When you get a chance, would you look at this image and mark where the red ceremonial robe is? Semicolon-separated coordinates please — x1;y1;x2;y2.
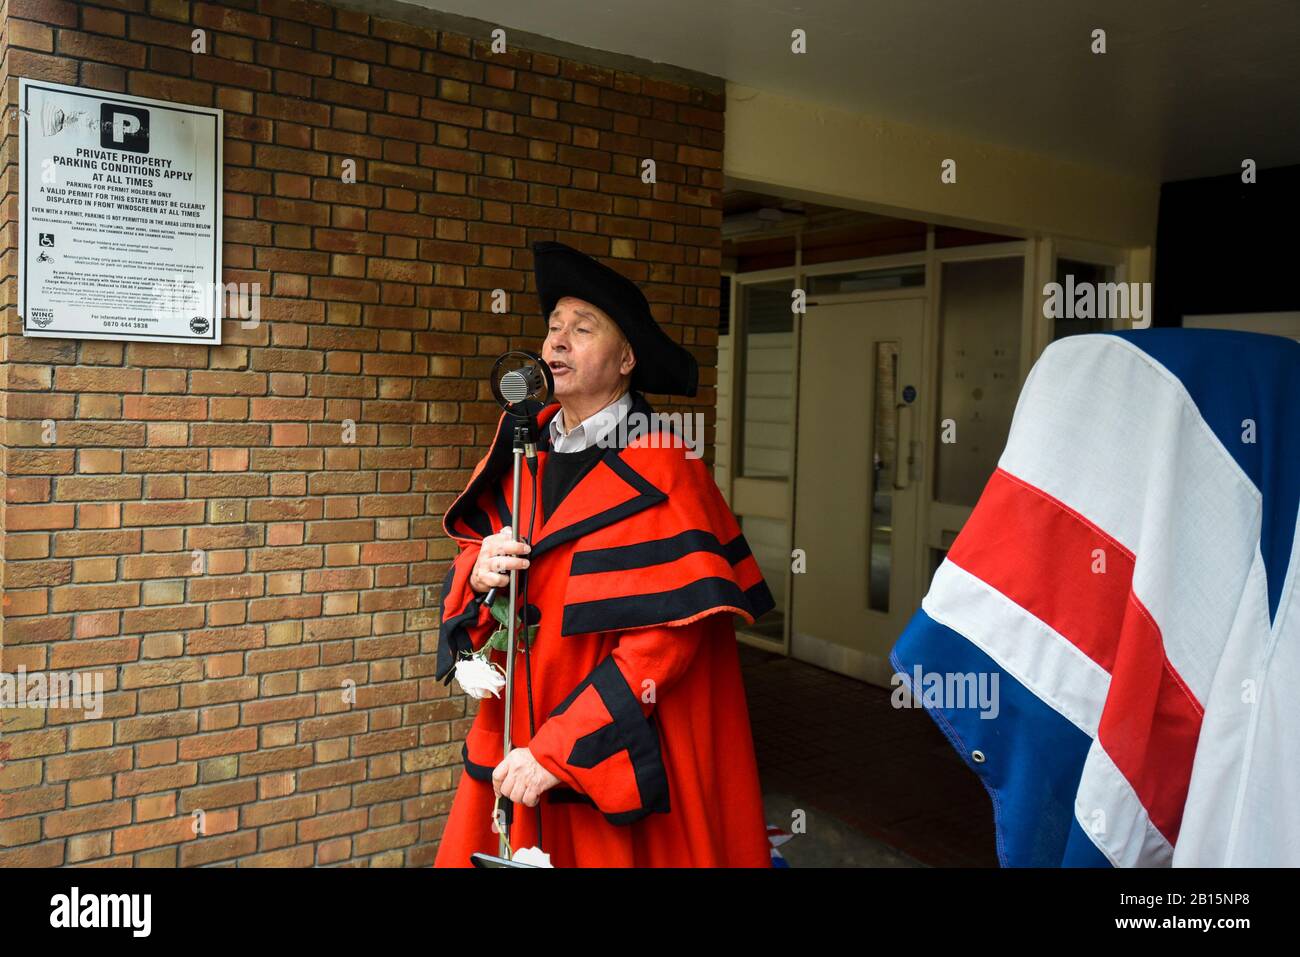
432;394;775;867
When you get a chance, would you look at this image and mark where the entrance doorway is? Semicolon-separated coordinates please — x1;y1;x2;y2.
791;297;925;687
718;188;1144;864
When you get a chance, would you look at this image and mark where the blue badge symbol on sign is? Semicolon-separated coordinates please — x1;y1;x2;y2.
902;385;917;404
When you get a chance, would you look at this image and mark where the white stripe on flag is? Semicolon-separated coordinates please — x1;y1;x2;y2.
1075;737;1175;867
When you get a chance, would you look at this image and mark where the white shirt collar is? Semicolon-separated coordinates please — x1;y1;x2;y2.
549;392;633;453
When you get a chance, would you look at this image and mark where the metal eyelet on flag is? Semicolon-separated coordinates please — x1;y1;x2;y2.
971;750;986;764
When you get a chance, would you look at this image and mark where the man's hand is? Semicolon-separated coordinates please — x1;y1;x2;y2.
470;525;531;594
493;747;562;808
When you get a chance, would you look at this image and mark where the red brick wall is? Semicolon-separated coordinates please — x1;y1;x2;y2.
0;0;724;866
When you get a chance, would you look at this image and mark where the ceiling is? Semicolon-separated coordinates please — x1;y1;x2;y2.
391;0;1300;182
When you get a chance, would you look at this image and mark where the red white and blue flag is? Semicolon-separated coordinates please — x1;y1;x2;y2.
892;329;1300;866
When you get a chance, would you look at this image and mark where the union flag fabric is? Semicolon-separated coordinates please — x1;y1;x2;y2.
892;329;1300;866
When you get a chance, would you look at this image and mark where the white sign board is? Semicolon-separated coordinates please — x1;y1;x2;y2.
18;79;223;344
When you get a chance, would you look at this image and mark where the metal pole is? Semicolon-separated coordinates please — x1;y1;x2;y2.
499;440;524;858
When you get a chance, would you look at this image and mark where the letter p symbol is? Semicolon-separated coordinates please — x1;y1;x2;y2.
100;103;149;152
113;112;141;143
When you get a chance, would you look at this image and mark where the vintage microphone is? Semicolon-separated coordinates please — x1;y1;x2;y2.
475;351;553;866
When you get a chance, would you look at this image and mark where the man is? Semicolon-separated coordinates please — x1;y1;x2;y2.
432;240;775;867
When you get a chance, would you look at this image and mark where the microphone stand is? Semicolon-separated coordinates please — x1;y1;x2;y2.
495;415;537;860
477;350;552;866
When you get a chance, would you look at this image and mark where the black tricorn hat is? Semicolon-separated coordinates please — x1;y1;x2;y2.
531;240;699;397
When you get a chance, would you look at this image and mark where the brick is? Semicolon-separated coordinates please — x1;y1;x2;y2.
113;817;197;853
121;659;205;688
48;710;93;751
117;712;199;744
50;582;139;612
7;363;50;393
0;842;66;867
7;450;75;475
49;638;140;669
180;830;257;866
241;695;315;725
7;575;62;605
56;30;147;68
77;503;122;529
54;367;142;392
142;633;185;659
178;728;258;760
141;581;186;606
194;2;271;39
124;449;208;472
186;626;265;654
117;764;198;797
240;794;315;827
0;785;66;819
6;534;52;561
8;484;55;523
211;449;250;471
66;832;112;863
8;505;75;531
44;801;133;838
122;395;208;420
54;476;143;500
189;370;266;395
122;501;205;526
0;758;45;791
68;777;114;806
75;613;120;640
51;530;139;557
136;793;178;822
78;449;124;473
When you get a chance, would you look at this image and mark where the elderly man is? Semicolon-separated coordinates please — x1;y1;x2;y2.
432;240;775;867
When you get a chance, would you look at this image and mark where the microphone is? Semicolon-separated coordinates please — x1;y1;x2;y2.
499;365;545;405
489;351;555;417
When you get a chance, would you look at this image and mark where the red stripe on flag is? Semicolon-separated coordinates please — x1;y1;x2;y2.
947;468;1203;846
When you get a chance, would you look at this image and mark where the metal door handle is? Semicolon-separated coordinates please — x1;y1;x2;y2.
894;403;912;490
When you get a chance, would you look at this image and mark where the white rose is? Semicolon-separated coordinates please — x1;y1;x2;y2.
512;846;553;868
454;656;506;699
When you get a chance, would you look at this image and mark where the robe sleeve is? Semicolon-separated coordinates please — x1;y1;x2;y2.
527;619;706;825
434;539;499;684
